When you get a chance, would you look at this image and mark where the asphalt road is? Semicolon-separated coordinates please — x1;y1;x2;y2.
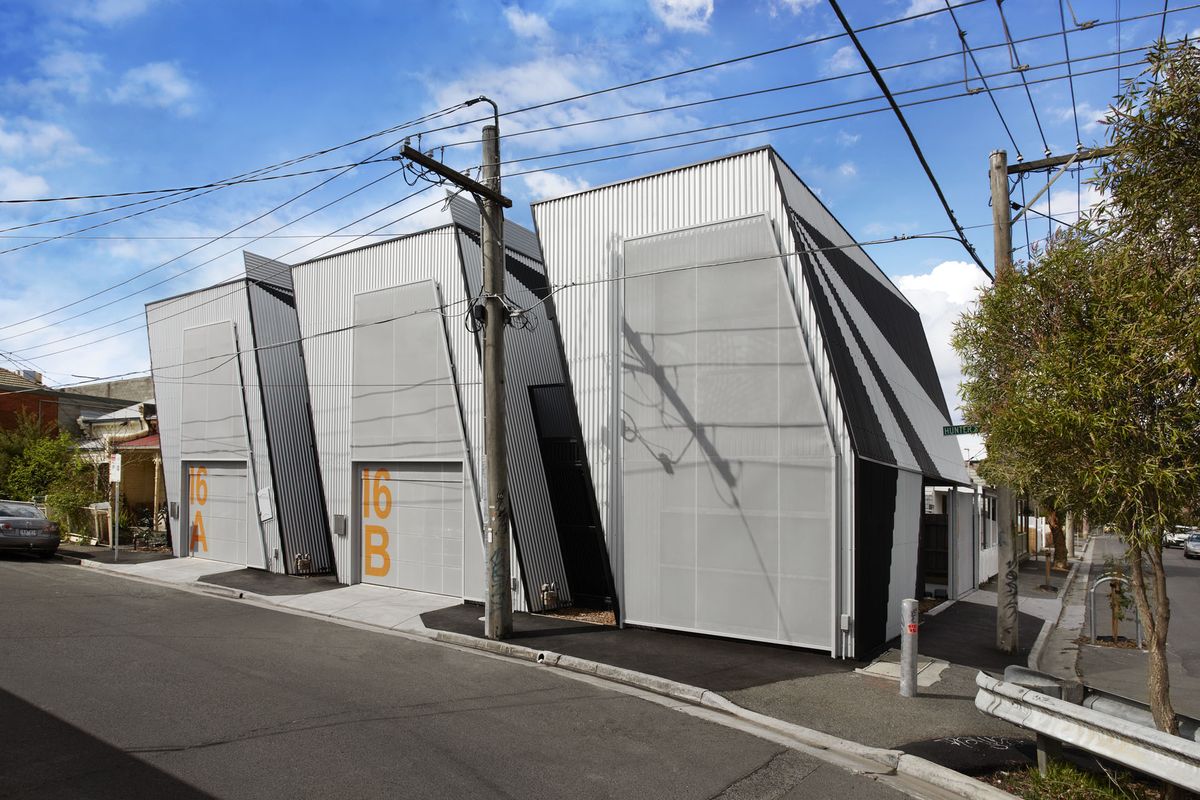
0;557;907;800
1079;534;1200;718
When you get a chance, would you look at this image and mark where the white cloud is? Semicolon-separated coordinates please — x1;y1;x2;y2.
0;167;50;200
522;170;590;201
901;0;943;19
893;260;989;419
769;0;819;15
1054;101;1108;135
649;0;713;33
0;116;91;162
10;48;105;99
837;161;857;178
109;62;197;115
836;130;860;147
504;6;552;40
824;45;858;75
67;0;157;25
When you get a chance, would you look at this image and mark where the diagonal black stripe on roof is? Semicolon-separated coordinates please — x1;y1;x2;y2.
790;220;895;466
792;215;950;419
814;257;938;477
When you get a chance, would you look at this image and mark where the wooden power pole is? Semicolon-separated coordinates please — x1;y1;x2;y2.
399;98;513;639
990;149;1020;655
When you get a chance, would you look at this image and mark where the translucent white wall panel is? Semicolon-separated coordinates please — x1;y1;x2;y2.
621;216;835;648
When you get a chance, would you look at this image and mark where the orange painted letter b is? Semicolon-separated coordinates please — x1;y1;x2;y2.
364;524;390;577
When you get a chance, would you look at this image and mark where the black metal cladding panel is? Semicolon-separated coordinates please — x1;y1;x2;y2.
247;279;334;574
244;250;294;292
457;227;584;610
854;458;898;658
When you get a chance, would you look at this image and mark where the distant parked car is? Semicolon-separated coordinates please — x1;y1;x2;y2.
0;500;59;557
1165;527;1194;548
1185;533;1200;560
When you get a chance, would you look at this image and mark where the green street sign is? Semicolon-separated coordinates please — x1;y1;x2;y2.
943;424;980;436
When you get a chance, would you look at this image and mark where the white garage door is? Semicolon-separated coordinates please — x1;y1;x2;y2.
184;462;248;566
359;462;463;596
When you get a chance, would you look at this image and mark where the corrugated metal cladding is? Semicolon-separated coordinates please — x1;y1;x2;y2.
458;227;577;610
292;223;536;605
245;253;334;575
145;280;284;571
292;197;595;612
532;147;854;649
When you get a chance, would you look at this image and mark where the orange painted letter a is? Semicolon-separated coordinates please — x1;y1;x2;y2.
190;511;208;552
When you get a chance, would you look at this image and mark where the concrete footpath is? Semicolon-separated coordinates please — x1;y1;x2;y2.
54;546;1079;799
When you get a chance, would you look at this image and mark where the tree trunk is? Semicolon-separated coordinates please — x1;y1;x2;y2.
1047;504;1068;570
1128;543;1178;735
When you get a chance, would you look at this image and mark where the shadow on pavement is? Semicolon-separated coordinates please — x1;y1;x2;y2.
421;604;853;692
0;687;214;799
199;568;341;596
56;545;174;565
891;601;1042;675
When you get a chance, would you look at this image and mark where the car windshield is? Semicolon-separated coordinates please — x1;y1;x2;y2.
0;502;45;518
1189;534;1200;543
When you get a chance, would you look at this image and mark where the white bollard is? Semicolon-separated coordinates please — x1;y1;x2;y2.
901;598;918;698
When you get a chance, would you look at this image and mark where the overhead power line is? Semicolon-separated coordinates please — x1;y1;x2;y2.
826;0;992;280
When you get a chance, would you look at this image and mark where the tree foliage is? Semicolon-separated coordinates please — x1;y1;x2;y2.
0;412;100;533
954;40;1200;737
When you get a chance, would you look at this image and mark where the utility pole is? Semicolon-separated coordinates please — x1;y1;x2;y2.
989;144;1113;653
479;120;512;640
398;97;513;639
990;149;1020;655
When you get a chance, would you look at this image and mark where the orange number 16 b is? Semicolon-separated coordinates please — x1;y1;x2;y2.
363;469;391;576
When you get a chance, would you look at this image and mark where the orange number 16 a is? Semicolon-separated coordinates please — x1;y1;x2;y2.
189;466;209;553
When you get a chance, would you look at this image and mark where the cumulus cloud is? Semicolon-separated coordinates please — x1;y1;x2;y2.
522;170;590;201
109;62;197;115
0;116;91;162
824;45;858;75
836;130;860;147
837;161;857;178
901;0;943;19
1054;101;1108;135
9;48;105;100
0;167;51;200
893;260;989;419
649;0;713;32
504;6;552;40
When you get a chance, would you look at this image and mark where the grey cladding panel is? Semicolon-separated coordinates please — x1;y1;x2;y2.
351;281;461;462
181;321;247;459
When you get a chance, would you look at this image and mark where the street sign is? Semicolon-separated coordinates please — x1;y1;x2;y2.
108;453;122;483
943;424;979;436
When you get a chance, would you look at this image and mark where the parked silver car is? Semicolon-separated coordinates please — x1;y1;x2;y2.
0;500;59;557
1185;533;1200;560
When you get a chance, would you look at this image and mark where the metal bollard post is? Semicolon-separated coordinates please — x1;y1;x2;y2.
901;598;918;698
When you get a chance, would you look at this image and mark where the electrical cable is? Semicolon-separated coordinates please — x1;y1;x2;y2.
0;101;476;339
812;0;990;278
944;0;1022;157
994;0;1051;156
1059;1;1084;151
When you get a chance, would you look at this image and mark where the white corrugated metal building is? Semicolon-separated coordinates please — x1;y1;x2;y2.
146;253;334;575
291;195;613;611
532;146;969;657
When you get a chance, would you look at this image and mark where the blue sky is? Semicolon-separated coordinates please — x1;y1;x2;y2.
2;0;1197;446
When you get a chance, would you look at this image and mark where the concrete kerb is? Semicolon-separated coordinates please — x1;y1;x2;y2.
1027;557;1079;670
429;630;1015;798
59;559;1015;799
